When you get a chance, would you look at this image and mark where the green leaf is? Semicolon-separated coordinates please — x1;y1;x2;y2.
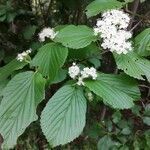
41;85;87;147
143;117;150;126
0;49;5;61
131;105;141;117
86;0;123;18
0;79;8;103
89;58;101;68
114;52;150;82
55;25;97;49
145;130;150;148
0;80;8;97
85;73;140;109
0;14;6;21
0;71;45;149
133;139;140;150
0;59;27;81
121;127;131;135
31;43;68;81
23;25;37;40
87;122;104;139
134;28;150;56
6;12;17;22
68;43;100;60
97;135;119;150
51;69;67;84
112;111;122;124
144;104;150;116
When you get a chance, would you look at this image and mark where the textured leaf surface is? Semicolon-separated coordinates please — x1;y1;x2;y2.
134;28;150;56
98;73;140;99
85;73;139;109
55;25;97;49
86;0;123;18
0;80;8;97
51;69;67;84
0;59;27;81
68;43;100;60
0;80;8;103
0;71;45;149
114;52;150;82
41;85;87;147
31;43;68;81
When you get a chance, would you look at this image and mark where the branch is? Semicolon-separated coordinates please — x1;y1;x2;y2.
128;0;140;30
45;0;53;24
100;106;107;121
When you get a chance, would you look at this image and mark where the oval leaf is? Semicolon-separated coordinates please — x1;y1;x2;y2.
85;73;138;109
0;71;45;149
134;28;150;56
86;0;123;18
0;59;27;81
41;85;87;147
55;25;97;49
114;52;150;82
31;43;68;81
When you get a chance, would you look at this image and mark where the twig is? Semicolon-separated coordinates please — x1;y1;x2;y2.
100;106;107;121
139;85;150;89
140;99;146;108
128;0;140;30
45;0;53;24
130;20;142;31
126;10;148;20
38;0;47;25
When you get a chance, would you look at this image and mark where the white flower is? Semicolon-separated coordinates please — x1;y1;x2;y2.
81;67;90;78
17;54;24;62
87;92;93;101
81;67;97;80
38;27;57;42
17;49;32;62
68;63;80;79
94;9;132;54
68;63;97;86
88;67;97;80
101;9;130;29
77;77;85;86
26;48;32;54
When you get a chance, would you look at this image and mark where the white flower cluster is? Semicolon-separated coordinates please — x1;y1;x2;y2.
68;63;97;86
94;9;132;54
17;49;32;62
38;27;57;42
87;92;94;101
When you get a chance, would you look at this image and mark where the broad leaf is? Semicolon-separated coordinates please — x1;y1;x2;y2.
0;71;45;149
68;43;100;60
0;80;8;97
0;59;27;81
114;52;150;82
31;43;68;81
55;25;97;49
86;0;123;18
85;73;140;109
41;85;87;147
134;28;150;56
23;25;37;40
51;69;67;84
0;79;8;103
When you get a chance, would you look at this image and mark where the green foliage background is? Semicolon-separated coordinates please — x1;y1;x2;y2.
0;0;150;149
